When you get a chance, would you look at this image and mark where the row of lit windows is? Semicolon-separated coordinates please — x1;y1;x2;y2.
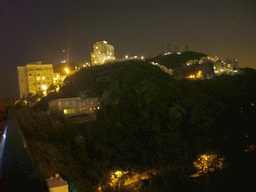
80;107;99;111
57;100;98;107
63;107;99;115
36;76;50;81
63;108;76;115
27;68;52;71
29;82;51;86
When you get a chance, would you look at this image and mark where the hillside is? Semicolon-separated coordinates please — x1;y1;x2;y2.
146;51;207;69
19;62;256;191
60;59;179;102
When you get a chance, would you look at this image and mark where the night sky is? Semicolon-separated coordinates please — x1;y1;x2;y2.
1;0;255;98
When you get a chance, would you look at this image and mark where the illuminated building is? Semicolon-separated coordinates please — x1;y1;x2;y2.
214;60;225;74
91;41;115;65
173;62;214;80
17;61;54;98
53;73;66;84
48;97;100;116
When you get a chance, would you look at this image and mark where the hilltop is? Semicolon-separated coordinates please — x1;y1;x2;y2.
61;60;177;98
146;51;207;69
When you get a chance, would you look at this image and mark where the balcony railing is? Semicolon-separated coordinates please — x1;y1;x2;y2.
0;111;49;192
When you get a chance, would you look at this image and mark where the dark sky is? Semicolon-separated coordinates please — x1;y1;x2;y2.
1;0;255;98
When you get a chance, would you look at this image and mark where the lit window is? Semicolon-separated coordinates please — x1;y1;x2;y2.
63;108;75;115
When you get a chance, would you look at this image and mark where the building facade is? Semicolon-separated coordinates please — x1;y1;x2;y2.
48;97;100;116
91;41;115;65
17;61;54;98
17;61;67;98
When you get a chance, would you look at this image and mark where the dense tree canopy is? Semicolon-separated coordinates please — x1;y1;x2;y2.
13;59;256;191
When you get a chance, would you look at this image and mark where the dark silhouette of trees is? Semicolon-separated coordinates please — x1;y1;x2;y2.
12;60;256;191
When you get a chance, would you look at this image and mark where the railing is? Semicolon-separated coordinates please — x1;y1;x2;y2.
0;111;49;192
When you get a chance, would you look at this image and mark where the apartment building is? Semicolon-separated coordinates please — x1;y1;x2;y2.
48;97;100;116
91;41;115;65
17;61;67;98
17;61;54;98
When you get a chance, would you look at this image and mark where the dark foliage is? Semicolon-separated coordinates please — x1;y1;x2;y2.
13;61;256;191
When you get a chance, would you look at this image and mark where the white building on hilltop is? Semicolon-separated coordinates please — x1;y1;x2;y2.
91;41;115;65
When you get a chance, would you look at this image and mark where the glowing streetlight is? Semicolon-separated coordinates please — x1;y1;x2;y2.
41;85;47;90
41;85;47;95
65;68;69;74
125;55;128;59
